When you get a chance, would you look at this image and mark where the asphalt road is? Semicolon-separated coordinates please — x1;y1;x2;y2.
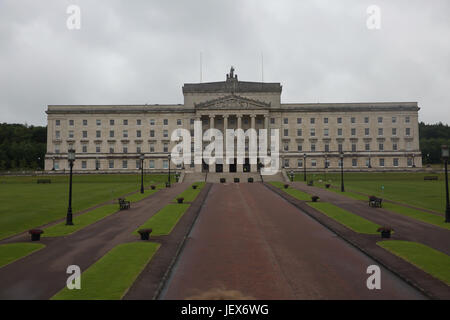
162;183;427;300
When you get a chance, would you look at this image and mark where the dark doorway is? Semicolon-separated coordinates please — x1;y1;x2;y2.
216;163;223;173
243;158;250;172
202;160;209;172
229;158;237;172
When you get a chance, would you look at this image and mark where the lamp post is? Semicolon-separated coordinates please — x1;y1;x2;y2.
140;153;145;194
442;145;449;222
52;156;55;171
66;149;75;225
303;153;307;182
95;157;99;171
168;154;171;187
340;152;345;192
368;155;372;169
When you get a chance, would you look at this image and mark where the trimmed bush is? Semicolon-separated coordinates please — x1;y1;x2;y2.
311;196;320;202
150;185;156;190
137;228;152;240
325;184;331;188
284;184;289;189
177;197;184;204
377;226;393;238
192;185;198;189
29;229;43;241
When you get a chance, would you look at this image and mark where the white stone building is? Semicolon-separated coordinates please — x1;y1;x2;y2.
45;68;422;173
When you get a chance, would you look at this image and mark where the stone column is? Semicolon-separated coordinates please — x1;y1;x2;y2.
250;114;257;172
237;115;243;172
223;115;229;172
209;115;215;173
194;115;202;173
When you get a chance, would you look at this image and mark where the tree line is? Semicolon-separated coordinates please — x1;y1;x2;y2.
0;122;449;171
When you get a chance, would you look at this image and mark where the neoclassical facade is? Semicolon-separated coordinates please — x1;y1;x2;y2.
45;68;422;173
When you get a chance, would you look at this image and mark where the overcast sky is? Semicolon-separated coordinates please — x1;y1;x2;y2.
1;0;449;126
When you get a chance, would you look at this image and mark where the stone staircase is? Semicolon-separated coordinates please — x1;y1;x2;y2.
182;171;286;183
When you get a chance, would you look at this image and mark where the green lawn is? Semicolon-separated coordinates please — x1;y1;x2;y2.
125;184;164;203
269;182;312;201
308;202;381;234
294;172;447;213
43;204;118;237
52;242;160;300
0;243;45;268
172;182;205;203
0;174;169;240
377;240;450;285
134;203;190;236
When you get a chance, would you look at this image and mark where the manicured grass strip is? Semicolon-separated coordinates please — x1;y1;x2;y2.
134;204;190;236
269;181;312;201
43;205;118;237
308;202;381;234
52;242;160;300
377;240;450;285
316;183;369;201
126;184;164;203
0;243;45;268
382;202;450;230
172;182;206;203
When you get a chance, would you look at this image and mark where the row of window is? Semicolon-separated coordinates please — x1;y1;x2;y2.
283;127;411;137
55;115;413;128
286;142;410;152
286;157;415;168
53;159;174;170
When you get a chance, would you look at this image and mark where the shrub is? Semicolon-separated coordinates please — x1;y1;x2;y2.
177;197;184;203
192;185;198;189
284;184;289;189
28;229;43;235
150;185;156;190
137;228;152;240
311;196;320;202
377;226;394;232
325;184;331;188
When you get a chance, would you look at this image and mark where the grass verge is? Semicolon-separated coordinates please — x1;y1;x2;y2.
43;205;118;237
377;240;450;285
308;202;381;234
126;184;164;203
172;182;205;203
134;204;190;236
269;181;313;201
52;242;160;300
0;243;45;268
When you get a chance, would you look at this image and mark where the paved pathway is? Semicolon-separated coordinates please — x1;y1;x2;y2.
162;183;426;300
0;183;187;300
292;182;450;255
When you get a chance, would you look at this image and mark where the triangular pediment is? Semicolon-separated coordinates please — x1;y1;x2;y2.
194;94;271;110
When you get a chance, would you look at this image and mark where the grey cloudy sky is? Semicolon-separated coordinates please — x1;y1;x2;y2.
1;0;449;126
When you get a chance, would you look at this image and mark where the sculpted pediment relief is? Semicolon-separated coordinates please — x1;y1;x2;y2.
195;94;270;110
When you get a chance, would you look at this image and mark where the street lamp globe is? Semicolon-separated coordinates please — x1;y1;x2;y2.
140;153;145;161
442;145;449;159
68;149;76;162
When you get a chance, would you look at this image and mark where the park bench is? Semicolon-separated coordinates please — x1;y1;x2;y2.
118;198;130;210
369;197;382;208
424;176;438;181
37;179;51;184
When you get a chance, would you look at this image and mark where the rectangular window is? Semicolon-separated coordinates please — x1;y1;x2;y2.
55;131;60;139
351;117;356;124
163;143;168;153
122;160;128;169
163;160;169;169
96;145;101;153
110;119;115;126
310;128;315;137
378;117;383;123
324;117;328;124
270;118;275;124
177;119;182;125
364;117;369;124
405;116;410;123
96;130;101;138
68;130;74;138
123;130;128;138
69;120;74;126
136;146;141;153
311;159;317;167
352;159;357;167
163;130;168;138
393;158;399;167
338;144;343;152
297;144;302;152
297;129;302;136
149;143;155;152
393;143;398;151
82;131;87;138
365;143;370;151
137;130;141;138
406;128;411;136
150;119;155;126
150;130;155;137
56;120;61;126
311;144;316;152
351;128;356;136
297;118;302;124
149;160;155;169
123;119;128;125
96;119;101;126
407;158;413;166
379;158;385;167
310;118;315;124
324;144;329;152
137;119;141;126
163;119;168;125
392;116;397;123
365;128;369;136
352;143;357;152
297;159;303;168
284;159;290;168
55;146;60;154
109;160;114;169
123;146;128;153
284;143;289;151
392;128;397;136
82;145;87;153
337;117;342;124
284;129;289;137
378;128;383;136
379;143;384;151
109;146;114;153
324;128;329;136
136;160;140;169
81;161;87;169
283;118;288;124
110;130;114;138
337;128;343;136
190;118;194;125
83;120;88;126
